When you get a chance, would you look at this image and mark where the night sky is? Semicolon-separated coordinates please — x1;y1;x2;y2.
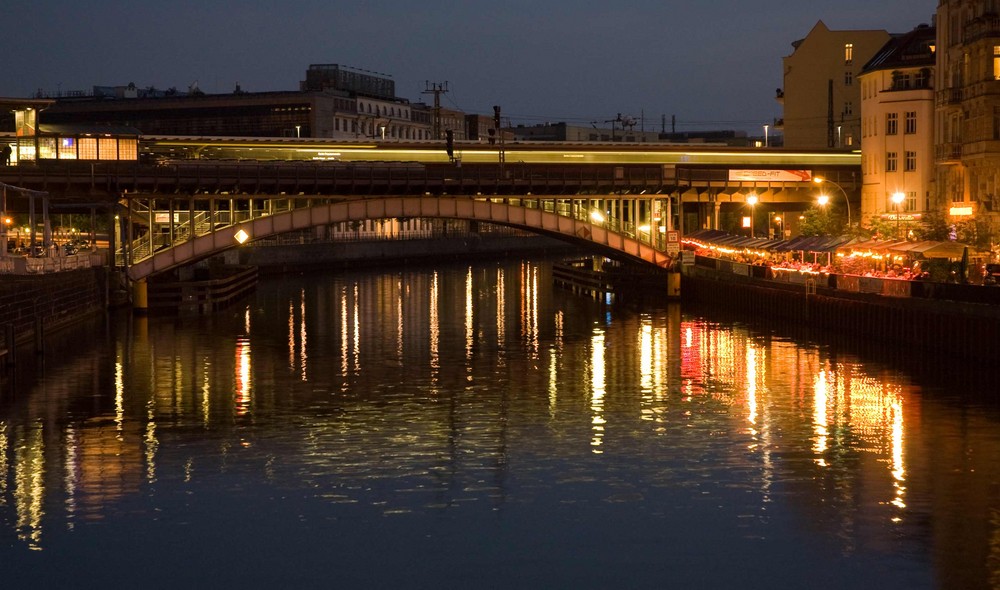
3;0;934;134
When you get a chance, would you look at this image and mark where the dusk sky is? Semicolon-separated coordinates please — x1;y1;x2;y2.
4;1;934;134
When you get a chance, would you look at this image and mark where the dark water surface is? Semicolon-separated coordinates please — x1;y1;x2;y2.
1;259;999;589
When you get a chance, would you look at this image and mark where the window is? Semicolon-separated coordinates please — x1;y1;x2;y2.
905;151;917;171
994;46;1000;80
887;112;898;135
906;191;917;212
845;71;853;86
915;68;930;88
905;111;916;134
845;43;854;65
886;151;898;172
844;101;853;116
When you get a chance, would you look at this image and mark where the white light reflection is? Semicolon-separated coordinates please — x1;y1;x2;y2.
235;337;252;416
891;399;906;511
639;319;654;421
0;423;7;499
396;279;404;365
466;266;474;362
245;305;251;334
114;351;124;438
14;423;45;548
496;268;506;349
202;360;211;426
813;370;830;466
145;402;158;483
520;262;540;357
288;300;296;371
340;287;349;382
746;345;758;428
64;427;77;529
548;310;565;416
590;329;606;453
430;271;440;389
352;284;360;374
300;288;308;381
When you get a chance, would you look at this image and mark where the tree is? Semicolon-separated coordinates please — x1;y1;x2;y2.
912;209;951;241
864;214;896;240
798;207;837;236
954;218;992;250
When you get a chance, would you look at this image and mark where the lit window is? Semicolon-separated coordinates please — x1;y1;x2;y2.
994;46;1000;80
845;43;854;65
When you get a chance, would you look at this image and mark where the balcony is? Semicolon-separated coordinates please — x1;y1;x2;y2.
936;142;963;162
964;15;1000;43
937;88;964;106
962;80;1000;100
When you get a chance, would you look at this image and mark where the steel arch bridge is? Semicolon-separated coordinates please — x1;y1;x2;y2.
122;194;675;281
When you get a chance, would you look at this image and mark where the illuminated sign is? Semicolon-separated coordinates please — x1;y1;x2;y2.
742;216;751;228
728;169;812;182
949;206;974;216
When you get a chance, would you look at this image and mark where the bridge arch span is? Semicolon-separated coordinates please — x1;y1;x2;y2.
127;196;673;281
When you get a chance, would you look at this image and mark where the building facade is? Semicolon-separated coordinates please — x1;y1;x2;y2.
40;65;437;141
935;0;1000;242
779;21;892;149
859;25;937;232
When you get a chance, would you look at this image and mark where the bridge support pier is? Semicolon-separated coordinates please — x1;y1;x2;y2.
133;279;148;314
666;272;681;298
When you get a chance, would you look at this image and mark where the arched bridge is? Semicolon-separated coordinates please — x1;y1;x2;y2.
123;194;674;281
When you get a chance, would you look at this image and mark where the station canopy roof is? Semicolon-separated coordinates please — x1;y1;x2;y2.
840;239;973;259
684;229;851;253
683;230;976;259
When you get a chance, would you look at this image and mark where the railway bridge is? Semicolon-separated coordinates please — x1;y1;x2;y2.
0;138;859;282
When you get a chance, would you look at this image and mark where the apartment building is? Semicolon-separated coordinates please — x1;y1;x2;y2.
859;25;937;229
779;21;892;149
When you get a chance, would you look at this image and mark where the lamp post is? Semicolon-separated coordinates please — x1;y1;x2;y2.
813;176;851;229
891;192;906;238
2;215;10;256
747;194;759;237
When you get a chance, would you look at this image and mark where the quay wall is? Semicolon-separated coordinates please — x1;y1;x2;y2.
683;264;1000;362
0;268;108;358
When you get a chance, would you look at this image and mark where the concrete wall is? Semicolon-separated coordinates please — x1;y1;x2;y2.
0;268;108;353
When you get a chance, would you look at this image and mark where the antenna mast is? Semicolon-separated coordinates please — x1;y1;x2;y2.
423;81;449;139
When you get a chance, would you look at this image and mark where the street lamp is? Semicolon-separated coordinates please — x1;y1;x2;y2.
813;176;851;229
891;192;906;238
763;124;769;148
2;216;10;256
747;194;759;237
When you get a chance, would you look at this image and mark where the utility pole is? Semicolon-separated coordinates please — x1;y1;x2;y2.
423;81;449;139
493;105;505;172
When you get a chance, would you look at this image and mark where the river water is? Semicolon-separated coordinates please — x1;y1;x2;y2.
1;258;998;589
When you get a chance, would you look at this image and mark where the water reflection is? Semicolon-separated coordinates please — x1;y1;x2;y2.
0;260;997;588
